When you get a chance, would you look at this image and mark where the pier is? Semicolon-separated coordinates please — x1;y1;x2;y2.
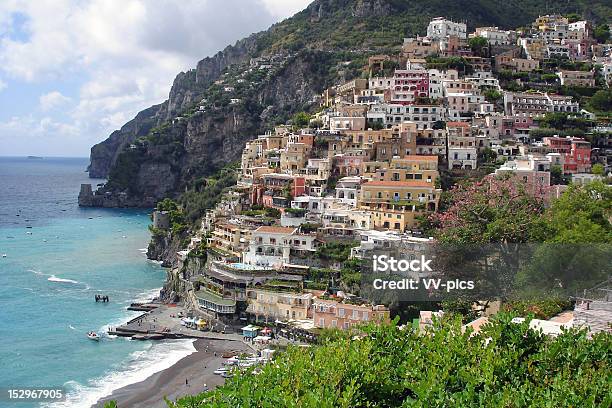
108;303;245;343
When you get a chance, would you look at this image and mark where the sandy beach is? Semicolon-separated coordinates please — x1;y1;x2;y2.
94;339;252;408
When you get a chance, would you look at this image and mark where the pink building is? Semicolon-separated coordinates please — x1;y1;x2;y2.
391;69;429;105
501;115;535;139
312;298;390;330
543;136;591;174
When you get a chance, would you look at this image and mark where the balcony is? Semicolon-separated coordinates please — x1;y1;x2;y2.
195;289;236;314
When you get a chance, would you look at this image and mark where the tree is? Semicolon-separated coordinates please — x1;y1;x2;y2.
592;163;605;176
545;181;612;244
550;164;563;185
483;89;502;103
292;112;311;128
428;176;547;244
565;13;581;23
515;182;612;294
468;36;489;57
588;89;612;112
432;120;446;130
593;24;611;43
479;147;497;164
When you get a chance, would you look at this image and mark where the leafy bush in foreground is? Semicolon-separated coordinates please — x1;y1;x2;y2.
163;314;611;408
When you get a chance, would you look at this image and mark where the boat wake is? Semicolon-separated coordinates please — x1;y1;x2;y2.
29;269;86;286
43;339;196;408
48;275;80;284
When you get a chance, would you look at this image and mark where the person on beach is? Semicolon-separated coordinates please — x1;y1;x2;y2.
185;378;189;386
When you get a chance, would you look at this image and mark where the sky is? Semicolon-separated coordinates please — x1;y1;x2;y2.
0;0;313;157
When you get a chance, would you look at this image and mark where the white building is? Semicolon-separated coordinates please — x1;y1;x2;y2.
473;27;511;45
335;176;364;207
427;17;467;40
370;103;446;130
448;147;477;170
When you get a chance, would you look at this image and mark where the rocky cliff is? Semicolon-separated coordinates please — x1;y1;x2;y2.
84;0;610;201
84;50;338;207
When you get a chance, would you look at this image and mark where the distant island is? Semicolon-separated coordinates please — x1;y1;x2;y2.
27;156;43;160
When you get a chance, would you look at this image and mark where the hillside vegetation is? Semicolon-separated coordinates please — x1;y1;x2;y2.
158;315;611;408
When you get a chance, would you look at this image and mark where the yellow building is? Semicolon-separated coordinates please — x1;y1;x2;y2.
246;289;313;322
280;143;311;172
359;180;441;231
343;129;395;149
208;223;251;258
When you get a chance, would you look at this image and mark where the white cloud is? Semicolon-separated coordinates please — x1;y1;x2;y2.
0;0;309;156
0;78;6;92
261;0;312;19
39;91;71;111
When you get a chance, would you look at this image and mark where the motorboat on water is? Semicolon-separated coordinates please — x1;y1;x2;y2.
87;331;100;341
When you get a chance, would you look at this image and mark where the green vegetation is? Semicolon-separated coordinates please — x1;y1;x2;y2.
468;36;489;57
300;222;320;233
179;165;238;223
424;179;611;315
292;111;312;128
155;315;611;408
593;23;611;43
425;56;473;75
285;207;307;217
544;181;612;244
253;0;611;53
315;241;358;263
588;89;612;113
538;112;592;132
503;298;574;320
156;198;188;235
592;163;605;176
483;88;502;103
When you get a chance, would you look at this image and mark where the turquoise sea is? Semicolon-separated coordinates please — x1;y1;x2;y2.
0;157;195;407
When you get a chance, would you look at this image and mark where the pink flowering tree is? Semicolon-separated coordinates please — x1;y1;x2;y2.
426;175;550;310
429;175;548;244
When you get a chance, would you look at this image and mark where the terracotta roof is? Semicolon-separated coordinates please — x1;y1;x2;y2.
400;155;439;161
255;226;297;234
446;121;469;128
363;180;433;188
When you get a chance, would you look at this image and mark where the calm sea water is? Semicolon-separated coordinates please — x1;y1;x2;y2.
0;157;195;408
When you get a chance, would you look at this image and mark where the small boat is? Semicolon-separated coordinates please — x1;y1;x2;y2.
1;254;7;258
87;331;100;341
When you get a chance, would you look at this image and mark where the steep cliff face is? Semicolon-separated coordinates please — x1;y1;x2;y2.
88;104;163;178
89;38;258;179
85;51;333;206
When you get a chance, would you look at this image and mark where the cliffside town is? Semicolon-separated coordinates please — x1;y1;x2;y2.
126;15;612;334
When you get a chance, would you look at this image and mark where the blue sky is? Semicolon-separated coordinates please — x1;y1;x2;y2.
0;0;312;157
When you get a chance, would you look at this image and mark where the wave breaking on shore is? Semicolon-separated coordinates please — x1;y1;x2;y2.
44;339;196;408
